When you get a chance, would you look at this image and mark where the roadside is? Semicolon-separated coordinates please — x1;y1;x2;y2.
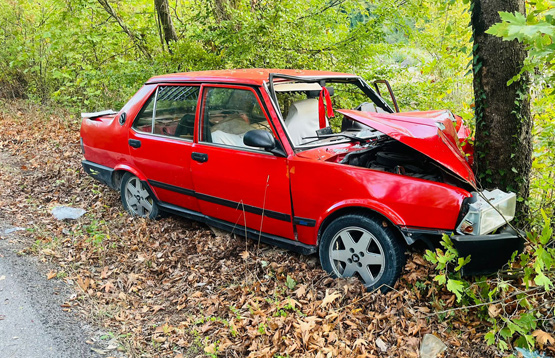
0;100;499;357
0;226;117;358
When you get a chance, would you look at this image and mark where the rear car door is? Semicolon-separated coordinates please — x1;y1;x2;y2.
190;84;295;240
128;84;200;211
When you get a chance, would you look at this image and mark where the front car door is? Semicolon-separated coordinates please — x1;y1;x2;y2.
190;84;295;240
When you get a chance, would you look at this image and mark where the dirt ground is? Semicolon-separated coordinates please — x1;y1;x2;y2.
0;100;500;357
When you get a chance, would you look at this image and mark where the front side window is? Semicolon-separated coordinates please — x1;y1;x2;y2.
133;85;199;140
201;87;273;148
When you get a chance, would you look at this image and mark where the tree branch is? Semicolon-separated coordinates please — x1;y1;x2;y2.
96;0;152;60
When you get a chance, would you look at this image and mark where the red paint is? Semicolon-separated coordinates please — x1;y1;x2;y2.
81;69;476;248
338;109;476;184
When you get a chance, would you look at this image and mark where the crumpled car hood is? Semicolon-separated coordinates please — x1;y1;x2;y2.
338;109;476;184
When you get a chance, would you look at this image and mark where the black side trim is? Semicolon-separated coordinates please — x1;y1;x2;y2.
157;201;316;255
148;179;292;223
149;179;195;196
82;160;116;189
294;217;316;227
196;193;291;223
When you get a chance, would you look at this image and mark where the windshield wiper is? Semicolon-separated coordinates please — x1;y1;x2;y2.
301;133;369;144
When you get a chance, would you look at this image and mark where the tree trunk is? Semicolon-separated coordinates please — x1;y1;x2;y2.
471;0;532;217
213;0;238;22
154;0;178;50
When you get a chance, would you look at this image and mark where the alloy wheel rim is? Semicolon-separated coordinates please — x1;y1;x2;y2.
328;226;385;286
124;177;153;217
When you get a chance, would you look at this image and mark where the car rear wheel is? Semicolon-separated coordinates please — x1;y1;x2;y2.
120;172;159;219
319;214;405;292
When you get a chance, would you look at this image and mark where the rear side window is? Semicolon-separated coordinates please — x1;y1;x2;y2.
132;85;199;140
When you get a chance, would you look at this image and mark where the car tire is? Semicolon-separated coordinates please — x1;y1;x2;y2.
319;213;405;292
120;172;159;219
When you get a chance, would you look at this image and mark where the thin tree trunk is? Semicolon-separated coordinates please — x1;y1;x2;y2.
96;0;152;60
471;0;532;218
154;0;178;52
213;0;238;22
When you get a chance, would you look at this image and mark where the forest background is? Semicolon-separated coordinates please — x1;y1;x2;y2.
1;0;555;356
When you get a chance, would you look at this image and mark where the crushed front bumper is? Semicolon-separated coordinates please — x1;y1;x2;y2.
452;226;524;276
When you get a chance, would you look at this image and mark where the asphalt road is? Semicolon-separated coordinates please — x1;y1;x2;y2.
0;226;112;358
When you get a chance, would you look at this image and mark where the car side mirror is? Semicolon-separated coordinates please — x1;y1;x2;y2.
244;130;285;156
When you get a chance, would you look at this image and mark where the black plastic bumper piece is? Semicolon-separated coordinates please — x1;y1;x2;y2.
452;226;524;276
82;160;115;189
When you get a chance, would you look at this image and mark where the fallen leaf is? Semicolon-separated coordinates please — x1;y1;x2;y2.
47;271;57;280
488;304;501;318
321;290;341;307
533;329;555;347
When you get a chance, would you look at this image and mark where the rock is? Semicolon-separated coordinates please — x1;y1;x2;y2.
514;347;548;358
51;206;86;220
4;227;26;234
208;225;230;238
376;337;388;352
419;334;447;358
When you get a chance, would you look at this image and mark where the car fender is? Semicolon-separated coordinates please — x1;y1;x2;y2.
314;199;406;244
113;163;148;182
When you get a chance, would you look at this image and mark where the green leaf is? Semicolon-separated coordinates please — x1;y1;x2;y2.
534;267;553;290
446;279;465;302
434;274;447;285
285;275;296;290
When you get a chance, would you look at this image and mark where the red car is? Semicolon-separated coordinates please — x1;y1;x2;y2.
80;69;522;291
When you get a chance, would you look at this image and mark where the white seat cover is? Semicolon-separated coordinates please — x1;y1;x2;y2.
284;98;328;146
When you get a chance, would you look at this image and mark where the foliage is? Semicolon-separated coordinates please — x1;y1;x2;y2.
486;0;555;91
425;215;555;352
0;0;474;116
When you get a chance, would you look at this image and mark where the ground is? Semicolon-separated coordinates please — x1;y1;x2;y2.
0;100;500;357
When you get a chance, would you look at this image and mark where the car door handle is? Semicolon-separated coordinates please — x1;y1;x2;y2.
129;139;141;148
192;152;208;163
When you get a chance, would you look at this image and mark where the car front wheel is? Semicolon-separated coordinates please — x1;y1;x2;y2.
120;172;159;219
319;214;405;292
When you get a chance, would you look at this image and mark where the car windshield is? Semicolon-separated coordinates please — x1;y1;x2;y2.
272;78;391;149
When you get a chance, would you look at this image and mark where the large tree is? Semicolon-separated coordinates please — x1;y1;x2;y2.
471;0;532;215
154;0;178;51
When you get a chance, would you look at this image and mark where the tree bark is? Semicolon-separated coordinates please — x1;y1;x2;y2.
213;0;238;22
154;0;178;51
471;0;532;216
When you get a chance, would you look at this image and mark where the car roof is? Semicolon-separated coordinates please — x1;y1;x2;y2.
146;69;358;86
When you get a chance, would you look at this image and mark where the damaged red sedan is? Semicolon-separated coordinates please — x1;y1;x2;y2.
80;69;522;291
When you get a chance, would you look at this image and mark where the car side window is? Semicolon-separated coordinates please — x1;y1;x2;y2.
133;85;199;140
201;87;272;148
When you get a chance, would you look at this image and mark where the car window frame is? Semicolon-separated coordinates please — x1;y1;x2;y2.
130;83;201;142
198;84;283;155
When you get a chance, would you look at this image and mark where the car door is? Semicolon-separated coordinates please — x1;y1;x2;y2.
128;84;200;212
190;84;295;240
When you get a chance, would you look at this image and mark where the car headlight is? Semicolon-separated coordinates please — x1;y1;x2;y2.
457;189;516;235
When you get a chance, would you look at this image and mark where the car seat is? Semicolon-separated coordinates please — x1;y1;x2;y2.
284;98;328;146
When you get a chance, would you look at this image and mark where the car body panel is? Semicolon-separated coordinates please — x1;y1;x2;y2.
288;154;471;245
338;109;476;185
147;69;357;86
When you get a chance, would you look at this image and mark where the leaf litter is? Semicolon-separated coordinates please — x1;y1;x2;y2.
0;100;505;357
